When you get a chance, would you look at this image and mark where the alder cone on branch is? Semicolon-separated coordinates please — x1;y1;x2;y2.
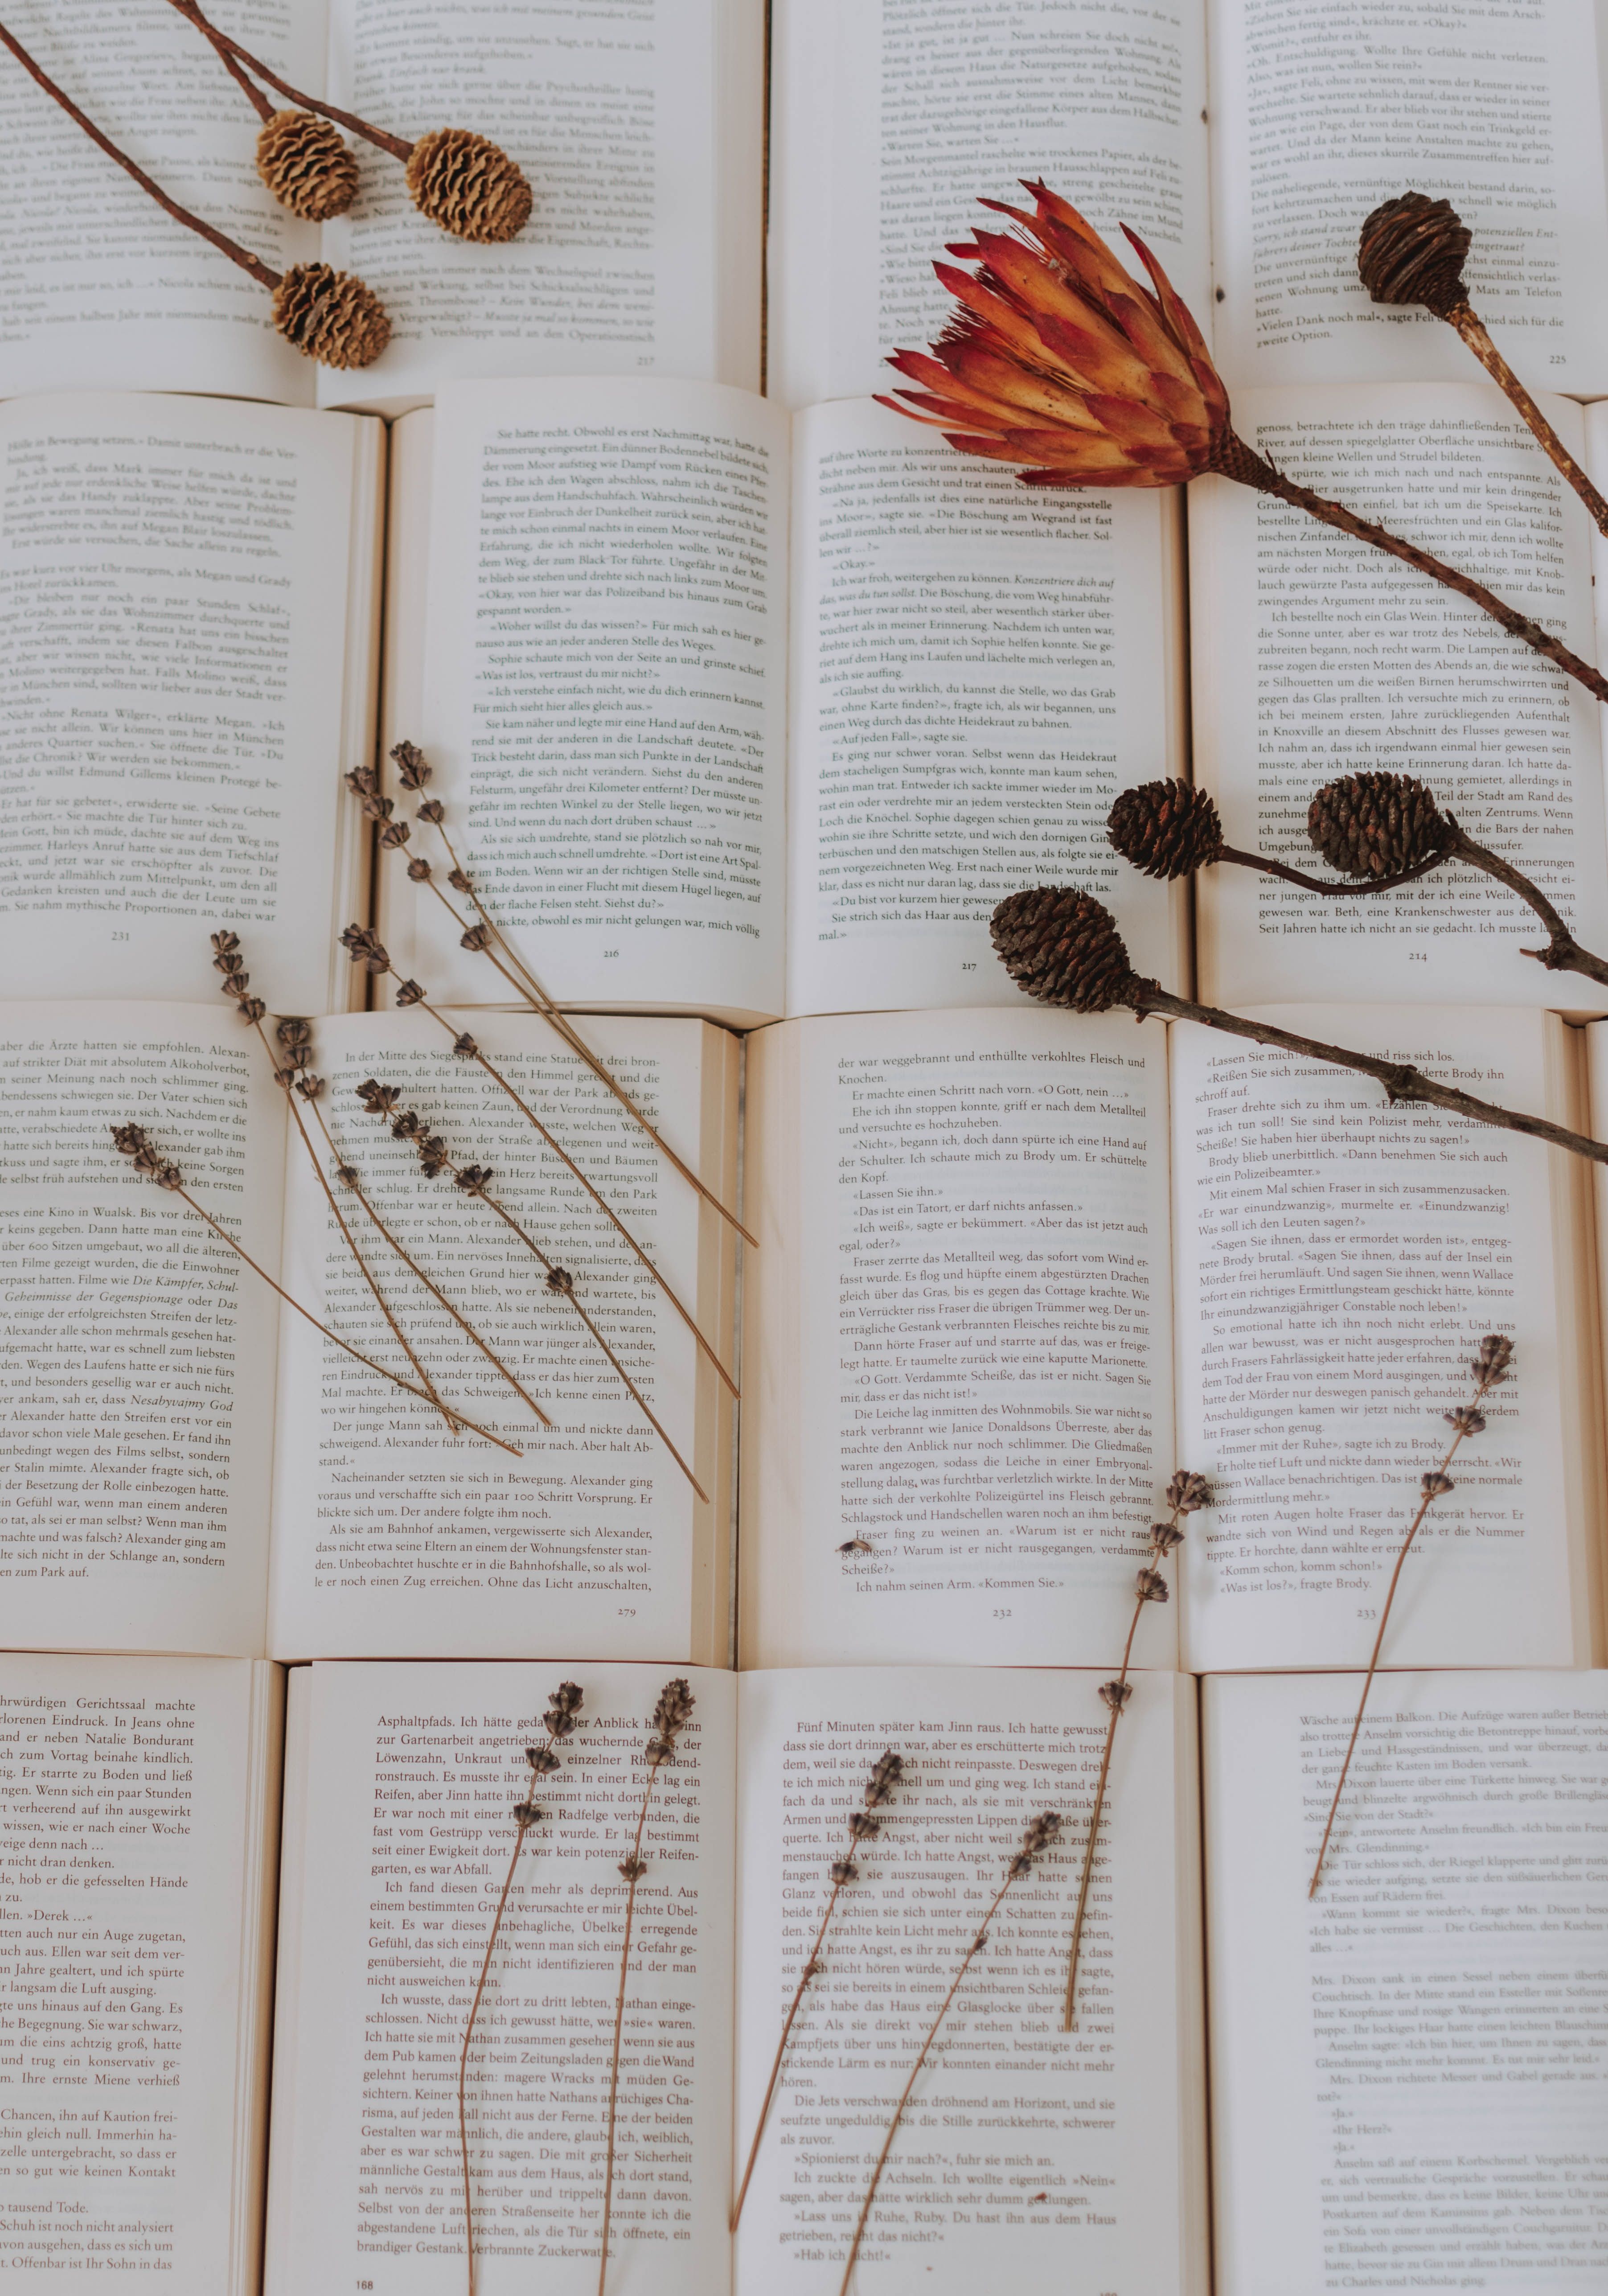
255;109;359;221
1308;771;1452;879
405;128;533;242
1108;779;1224;879
271;262;391;368
991;887;1137;1011
1357;193;1471;318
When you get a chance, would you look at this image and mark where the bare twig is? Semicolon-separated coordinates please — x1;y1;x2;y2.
730;1751;904;2231
1062;1470;1209;2031
599;1681;696;2296
838;1815;1062;2296
1309;1336;1514;1898
160;0;411;156
459;1684;583;2296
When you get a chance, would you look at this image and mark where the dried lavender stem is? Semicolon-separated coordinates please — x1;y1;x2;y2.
0;16;281;286
1062;1597;1147;2033
258;1025;460;1436
732;1877;847;2232
1212;430;1608;708
598;1779;661;2296
163;1183;519;1454
302;1097;553;1428
1308;1423;1472;1899
838;1856;1034;2296
161;0;411;157
1445;303;1608;537
1126;981;1608;1167
414;845;757;1248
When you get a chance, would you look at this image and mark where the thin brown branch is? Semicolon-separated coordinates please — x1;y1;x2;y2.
1443;827;1608;987
1446;303;1608;538
1218;842;1448;898
0;16;281;285
213;37;274;121
1212;429;1608;708
160;0;411;156
1309;1338;1512;1896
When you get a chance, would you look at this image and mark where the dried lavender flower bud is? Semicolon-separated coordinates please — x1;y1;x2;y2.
1474;1334;1514;1388
991;886;1136;1012
846;1809;882;1841
1108;778;1225;880
1166;1470;1211;1514
390;1109;421;1140
513;1798;543;1828
418;798;446;825
355;1079;397;1115
211;930;241;961
838;1536;874;1554
545;1266;575;1296
395;980;426;1006
647;1678;695;1764
1445;1405;1487;1436
390;740;431;790
156;1162;183;1191
1421;1471;1455;1498
1150;1522;1185;1553
460;923;491;952
1137;1567;1170;1603
1099;1680;1134;1712
276;1017;313;1050
830;1858;858;1885
1010;1811;1063;1876
335;1164;360;1187
379;820;410;850
1357;191;1471;318
546;1681;584;1735
340;924;389;970
406;856;432;882
526;1746;561;1775
1308;771;1452;879
111;1122;149;1159
345;764;380;801
451;1031;478;1058
618;1854;647;1881
236;995;267;1024
454;1164;493;1194
864;1750;903;1806
447;867;472;894
417;1139;451;1179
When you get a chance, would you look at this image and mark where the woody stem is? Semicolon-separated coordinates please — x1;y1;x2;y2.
1445;301;1608;537
161;0;412;156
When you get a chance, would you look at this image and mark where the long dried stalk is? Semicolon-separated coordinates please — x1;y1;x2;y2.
1061;1470;1207;2031
838;1815;1062;2296
1308;1336;1514;1897
459;1684;583;2296
730;1751;904;2232
340;927;740;1396
160;0;411;156
355;1082;706;1498
598;1680;695;2296
107;1123;519;1454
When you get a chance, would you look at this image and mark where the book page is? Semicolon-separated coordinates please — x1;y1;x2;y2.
0;0;324;403
1206;1669;1608;2296
267;1009;738;1664
0;1003;287;1659
266;1659;736;2294
787;397;1187;1017
1192;383;1608;1009
0;1651;282;2296
742;1006;1179;1672
1209;0;1608;391
768;0;1210;408
732;1665;1207;2295
1172;1005;1602;1673
0;393;383;1013
320;0;763;412
383;377;788;1027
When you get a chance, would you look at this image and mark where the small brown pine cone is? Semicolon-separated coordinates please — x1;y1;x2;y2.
991;887;1137;1013
1357;193;1471;319
271;262;391;370
1108;779;1224;880
255;110;360;222
1307;771;1452;879
405;128;533;242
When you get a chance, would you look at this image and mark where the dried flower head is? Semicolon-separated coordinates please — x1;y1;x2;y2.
453;1164;493;1195
991;886;1137;1011
1474;1334;1514;1389
391;739;431;791
111;1122;183;1191
1150;1521;1185;1554
211;929;241;963
546;1681;584;1738
340;924;390;972
461;922;492;952
406;855;432;882
544;1265;575;1297
395;979;426;1007
837;1536;874;1555
1009;1810;1063;1876
417;1137;451;1179
270;260;391;369
512;1796;544;1828
1136;1566;1170;1603
356;1079;399;1117
379;819;410;850
1098;1679;1134;1713
1445;1404;1487;1436
829;1857;858;1885
255;107;359;222
645;1677;695;1769
1308;771;1453;879
617;1853;648;1882
1166;1470;1211;1514
863;1750;903;1807
1421;1470;1455;1499
1357;192;1471;319
451;1031;478;1058
419;798;446;826
447;866;472;893
878;181;1230;486
405;127;533;242
1108;779;1225;880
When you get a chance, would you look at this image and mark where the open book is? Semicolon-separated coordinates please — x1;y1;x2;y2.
0;1002;738;1665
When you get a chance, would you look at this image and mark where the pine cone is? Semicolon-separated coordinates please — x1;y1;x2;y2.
1357;193;1470;318
991;887;1137;1013
1108;780;1224;879
271;262;391;369
255;110;360;222
1307;771;1452;879
405;128;533;242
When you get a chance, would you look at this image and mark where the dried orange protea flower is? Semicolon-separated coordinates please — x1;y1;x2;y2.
876;181;1608;706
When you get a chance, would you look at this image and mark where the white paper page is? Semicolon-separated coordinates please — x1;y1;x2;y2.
0;393;381;1011
786;398;1185;1016
0;1003;286;1658
1173;1006;1592;1673
768;0;1211;408
1193;383;1608;1008
390;377;788;1025
266;1659;735;2296
0;0;323;403
742;1007;1179;1672
320;0;762;411
1206;1669;1608;2296
267;1009;729;1662
733;1666;1206;2295
1209;0;1608;391
0;1652;280;2296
